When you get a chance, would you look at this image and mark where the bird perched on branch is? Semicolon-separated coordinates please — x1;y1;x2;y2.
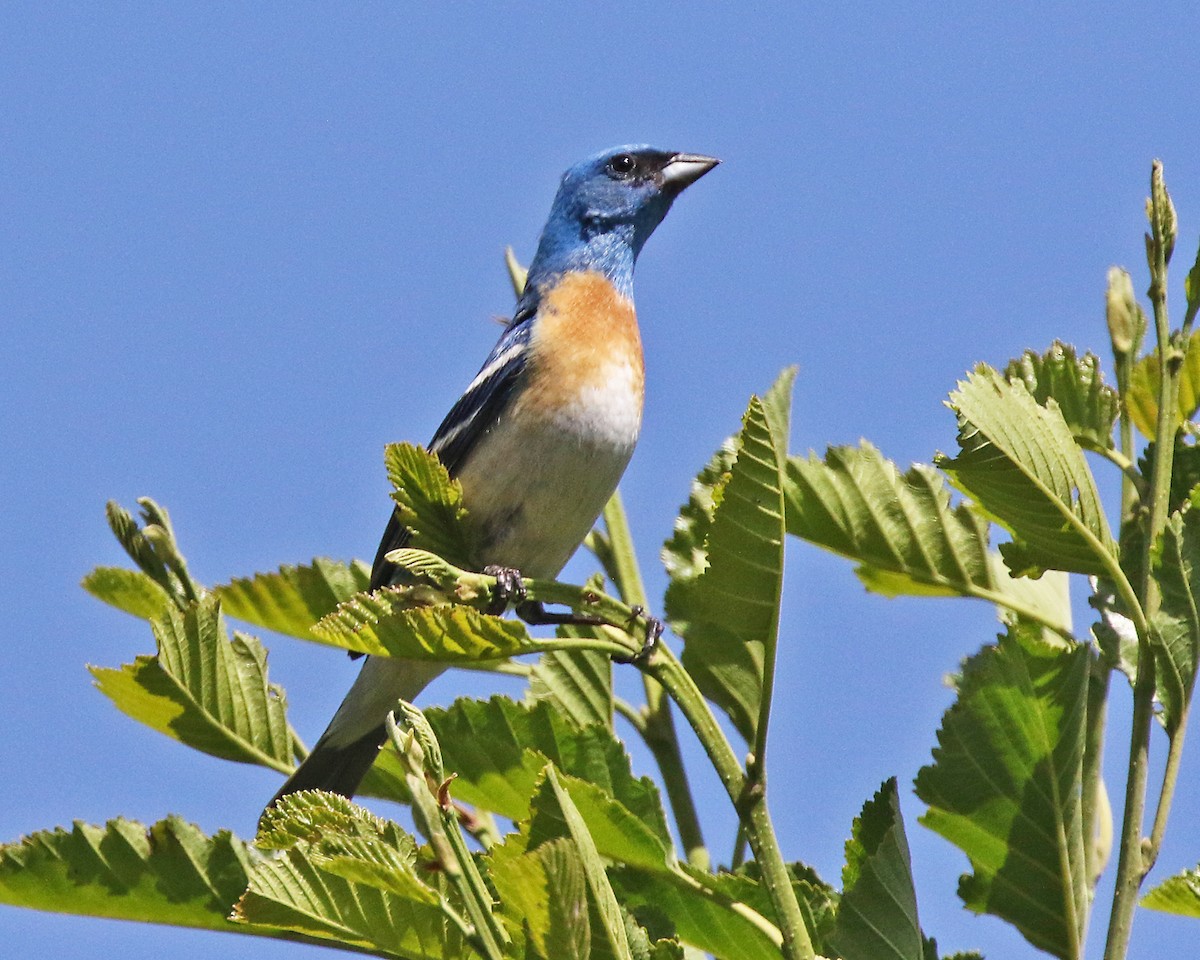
267;145;718;811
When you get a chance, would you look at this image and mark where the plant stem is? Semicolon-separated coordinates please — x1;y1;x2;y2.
1148;701;1190;866
648;647;814;960
1104;160;1179;960
387;714;510;960
597;493;710;871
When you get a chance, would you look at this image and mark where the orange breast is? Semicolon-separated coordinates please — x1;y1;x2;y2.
515;270;645;424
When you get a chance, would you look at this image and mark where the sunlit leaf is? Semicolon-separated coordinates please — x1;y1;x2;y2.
1143;865;1200;916
610;867;784;960
786;441;993;599
424;696;670;860
384;441;473;568
1148;488;1200;732
313;591;536;661
90;597;293;770
0;816;257;934
236;793;467;959
666;372;792;743
1127;333;1200;438
915;627;1091;960
214;558;371;641
1004;341;1118;451
82;566;173;621
937;365;1115;579
526;767;635;960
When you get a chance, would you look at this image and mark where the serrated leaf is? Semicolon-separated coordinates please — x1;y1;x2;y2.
214;558;371;641
536;838;591;960
529;635;614;730
90;597;292;769
384;442;474;568
786;441;994;599
313;591;536;660
610;867;783;960
526;767;634;960
1185;240;1200;330
1142;865;1200;915
666;379;791;744
425;697;670;861
1127;333;1200;438
0;816;258;933
1004;341;1119;451
81;566;173;621
915;627;1091;959
938;365;1115;579
1148;488;1200;732
235;847;468;958
830;778;924;960
257;793;438;906
662;438;738;583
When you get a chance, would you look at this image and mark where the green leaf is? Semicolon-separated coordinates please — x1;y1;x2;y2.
529;631;614;730
610;867;783;960
90;597;293;770
661;438;738;584
1148;488;1200;732
82;566;173;621
937;364;1116;579
830;778;925;960
236;795;468;959
424;697;671;861
786;441;994;599
1127;332;1200;438
0;816;257;933
526;767;635;960
1004;341;1119;451
1185;240;1200;330
384;441;474;568
313;591;536;660
257;793;438;905
666;379;790;743
520;837;591;960
915;627;1091;960
1142;865;1200;915
214;558;371;641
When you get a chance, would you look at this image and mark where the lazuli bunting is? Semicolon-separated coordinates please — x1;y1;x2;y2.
268;145;718;808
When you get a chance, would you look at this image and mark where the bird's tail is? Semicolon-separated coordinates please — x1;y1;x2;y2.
262;655;444;819
265;724;386;812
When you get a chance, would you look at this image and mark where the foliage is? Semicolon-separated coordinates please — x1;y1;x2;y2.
6;162;1200;960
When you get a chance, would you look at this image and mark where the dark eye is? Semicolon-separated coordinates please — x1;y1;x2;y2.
607;153;637;178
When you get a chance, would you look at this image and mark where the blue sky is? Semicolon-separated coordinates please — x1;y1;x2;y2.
4;4;1200;958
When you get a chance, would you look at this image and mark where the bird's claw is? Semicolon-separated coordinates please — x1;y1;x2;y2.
612;606;663;666
483;564;527;615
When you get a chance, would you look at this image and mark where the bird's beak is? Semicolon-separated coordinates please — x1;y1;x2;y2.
660;153;721;191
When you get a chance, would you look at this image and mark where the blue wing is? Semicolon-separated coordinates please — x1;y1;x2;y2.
368;313;534;591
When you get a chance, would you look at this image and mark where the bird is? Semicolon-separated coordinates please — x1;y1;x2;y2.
266;145;719;811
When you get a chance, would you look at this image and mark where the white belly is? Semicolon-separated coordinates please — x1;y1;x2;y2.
454;373;641;579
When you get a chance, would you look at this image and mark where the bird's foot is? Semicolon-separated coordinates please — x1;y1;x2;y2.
482;565;527;615
611;606;663;666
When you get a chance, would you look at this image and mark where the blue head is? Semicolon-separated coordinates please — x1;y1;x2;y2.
522;145;719;300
